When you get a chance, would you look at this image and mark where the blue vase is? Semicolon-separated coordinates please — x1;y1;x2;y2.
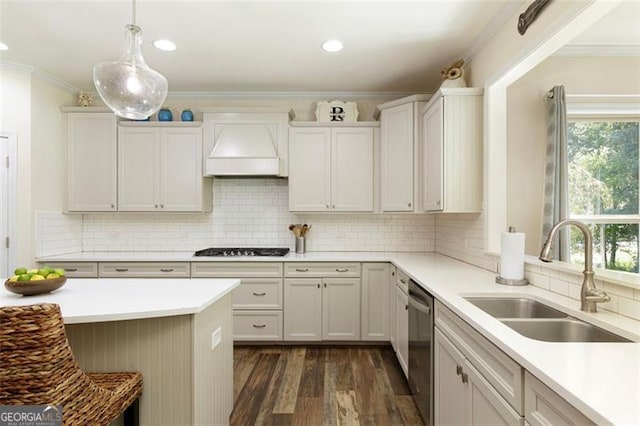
158;108;173;121
181;109;194;122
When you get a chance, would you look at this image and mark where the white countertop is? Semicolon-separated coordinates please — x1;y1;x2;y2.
31;251;640;424
0;278;240;324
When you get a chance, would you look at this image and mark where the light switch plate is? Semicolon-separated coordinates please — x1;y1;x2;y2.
211;327;222;350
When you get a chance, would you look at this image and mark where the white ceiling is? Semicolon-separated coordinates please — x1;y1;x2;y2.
2;1;637;95
0;0;513;94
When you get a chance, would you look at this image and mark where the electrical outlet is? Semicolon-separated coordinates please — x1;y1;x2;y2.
211;327;222;350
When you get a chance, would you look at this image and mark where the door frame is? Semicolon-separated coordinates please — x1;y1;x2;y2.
1;132;18;276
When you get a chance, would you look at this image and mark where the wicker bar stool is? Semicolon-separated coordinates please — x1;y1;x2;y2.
0;303;142;425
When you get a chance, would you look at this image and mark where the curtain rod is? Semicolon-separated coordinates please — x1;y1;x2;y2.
542;91;640;101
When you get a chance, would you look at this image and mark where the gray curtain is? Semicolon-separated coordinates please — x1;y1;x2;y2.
541;85;570;261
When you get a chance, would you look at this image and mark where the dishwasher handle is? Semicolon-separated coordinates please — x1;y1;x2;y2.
408;295;432;316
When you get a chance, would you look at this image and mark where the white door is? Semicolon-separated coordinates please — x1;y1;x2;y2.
288;127;331;211
396;285;409;377
434;328;468;425
331;128;374;212
381;103;414;211
118;127;159;211
322;278;361;340
361;263;390;340
66;113;117;211
160;128;203;211
0;133;17;277
422;98;444;211
283;278;322;340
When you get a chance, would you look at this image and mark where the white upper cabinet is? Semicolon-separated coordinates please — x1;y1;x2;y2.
65;112;117;212
377;95;429;212
421;88;483;212
289;124;375;212
118;123;211;212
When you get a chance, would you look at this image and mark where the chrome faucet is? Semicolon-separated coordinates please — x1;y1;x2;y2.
539;219;610;313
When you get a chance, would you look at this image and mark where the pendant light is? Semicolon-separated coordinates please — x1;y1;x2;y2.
93;0;168;120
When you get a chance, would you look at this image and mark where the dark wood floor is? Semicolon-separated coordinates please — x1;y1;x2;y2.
231;345;425;426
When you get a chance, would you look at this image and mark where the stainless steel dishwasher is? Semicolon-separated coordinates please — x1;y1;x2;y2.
408;279;434;425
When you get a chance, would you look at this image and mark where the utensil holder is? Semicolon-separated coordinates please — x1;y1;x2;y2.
295;236;306;254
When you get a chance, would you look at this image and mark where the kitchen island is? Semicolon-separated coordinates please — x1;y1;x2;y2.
0;278;240;426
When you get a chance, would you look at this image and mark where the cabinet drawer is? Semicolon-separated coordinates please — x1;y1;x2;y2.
284;262;361;277
396;269;410;293
435;301;523;415
233;279;283;310
524;371;594;426
233;311;283;341
99;262;190;278
191;262;283;278
42;262;98;278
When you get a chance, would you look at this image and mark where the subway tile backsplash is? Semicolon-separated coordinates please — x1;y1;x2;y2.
39;178;435;254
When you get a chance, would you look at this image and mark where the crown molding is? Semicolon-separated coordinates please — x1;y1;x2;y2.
166;91;412;100
1;61;81;94
554;44;640;57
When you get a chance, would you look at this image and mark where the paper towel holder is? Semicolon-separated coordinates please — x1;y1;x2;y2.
496;226;529;286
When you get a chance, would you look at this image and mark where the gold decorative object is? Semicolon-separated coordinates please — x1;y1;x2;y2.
440;59;467;88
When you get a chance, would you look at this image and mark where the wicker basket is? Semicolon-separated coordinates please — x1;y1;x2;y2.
4;276;67;296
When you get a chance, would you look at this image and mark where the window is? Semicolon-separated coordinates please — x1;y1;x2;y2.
567;119;640;272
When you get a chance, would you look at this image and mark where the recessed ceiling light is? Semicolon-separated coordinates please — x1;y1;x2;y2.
153;39;176;52
322;39;343;53
0;42;8;51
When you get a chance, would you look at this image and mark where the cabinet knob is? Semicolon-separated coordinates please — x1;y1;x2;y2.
326;204;330;210
111;204;115;209
296;268;309;272
436;200;441;206
160;204;164;208
461;373;469;384
317;283;320;288
400;278;407;284
160;268;174;272
324;283;327;288
336;268;349;273
456;365;463;376
332;204;335;210
252;292;266;296
408;202;412;208
252;324;266;328
115;268;129;272
405;304;408;311
154;204;158;208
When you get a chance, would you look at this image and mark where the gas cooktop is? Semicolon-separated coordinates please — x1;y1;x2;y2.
194;247;290;257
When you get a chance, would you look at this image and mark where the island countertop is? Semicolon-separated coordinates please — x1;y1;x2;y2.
0;278;240;324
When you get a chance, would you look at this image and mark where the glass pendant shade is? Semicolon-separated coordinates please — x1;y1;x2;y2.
93;24;168;120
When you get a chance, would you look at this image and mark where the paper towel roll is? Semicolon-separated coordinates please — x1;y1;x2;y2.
500;231;525;280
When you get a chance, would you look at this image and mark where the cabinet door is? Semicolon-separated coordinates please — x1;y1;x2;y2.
381;103;414;211
361;263;390;341
118;127;159;211
422;97;444;212
160;128;203;211
467;360;523;425
434;328;467;425
283;278;322;340
322;278;361;340
331;128;374;212
389;267;397;350
396;285;409;377
66;113;117;211
289;128;331;211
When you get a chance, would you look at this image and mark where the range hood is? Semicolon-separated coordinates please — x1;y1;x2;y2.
203;107;295;177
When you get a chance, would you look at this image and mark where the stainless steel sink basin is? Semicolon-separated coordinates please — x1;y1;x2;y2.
464;297;567;318
501;319;633;343
463;296;634;343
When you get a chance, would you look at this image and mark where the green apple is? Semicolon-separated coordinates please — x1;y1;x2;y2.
17;274;31;282
46;273;60;279
38;267;51;277
53;268;66;277
14;267;27;275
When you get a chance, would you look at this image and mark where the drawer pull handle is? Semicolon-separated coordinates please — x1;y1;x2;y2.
456;365;463;376
335;268;349;272
405;304;408;311
160;268;174;272
296;268;309;272
115;268;129;272
252;324;266;328
65;268;78;272
252;292;266;296
400;278;407;284
461;373;469;384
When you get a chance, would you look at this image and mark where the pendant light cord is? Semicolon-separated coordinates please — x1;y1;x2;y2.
131;0;136;25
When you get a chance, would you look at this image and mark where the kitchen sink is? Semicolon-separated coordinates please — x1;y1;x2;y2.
464;297;567;318
501;319;633;343
463;296;634;343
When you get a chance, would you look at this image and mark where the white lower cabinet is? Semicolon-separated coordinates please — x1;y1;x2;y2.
284;277;360;341
395;283;409;377
361;263;390;341
435;328;522;425
524;371;594;426
98;262;190;278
